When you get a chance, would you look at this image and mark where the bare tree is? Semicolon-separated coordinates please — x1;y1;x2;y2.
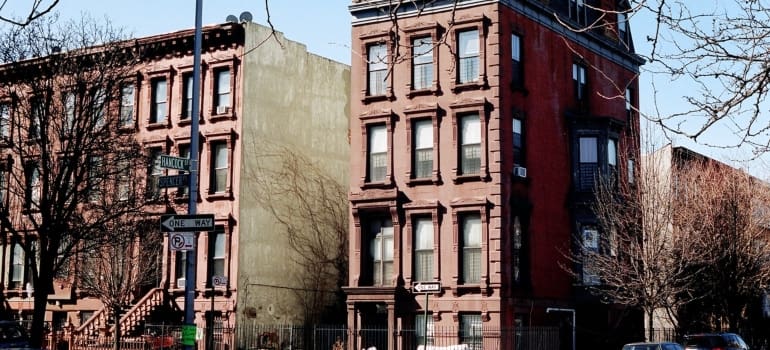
672;158;770;333
0;0;59;27
77;219;161;350
0;15;147;346
570;138;699;340
244;141;348;324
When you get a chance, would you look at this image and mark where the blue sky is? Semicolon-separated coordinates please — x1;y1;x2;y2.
10;0;767;174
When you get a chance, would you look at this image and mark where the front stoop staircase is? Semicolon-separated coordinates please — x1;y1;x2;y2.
76;288;181;337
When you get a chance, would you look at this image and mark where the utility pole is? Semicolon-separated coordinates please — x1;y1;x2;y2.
183;0;203;349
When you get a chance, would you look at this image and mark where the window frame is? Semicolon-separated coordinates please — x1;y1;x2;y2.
450;199;488;295
404;104;440;185
207;59;236;120
0;101;12;144
23;160;40;210
206;225;229;289
403;200;440;286
451;16;487;91
572;62;587;102
365;216;394;287
403;22;441;96
143;139;169;201
358;110;395;188
203;130;234;199
569;0;588;25
513;115;525;167
450;99;489;183
119;83;137;130
511;32;524;88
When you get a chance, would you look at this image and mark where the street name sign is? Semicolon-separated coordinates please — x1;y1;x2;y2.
158;155;190;171
412;281;442;294
169;232;195;251
158;174;190;188
160;214;215;232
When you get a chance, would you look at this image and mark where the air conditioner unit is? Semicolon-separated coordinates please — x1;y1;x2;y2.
177;278;186;288
216;105;230;115
513;166;527;178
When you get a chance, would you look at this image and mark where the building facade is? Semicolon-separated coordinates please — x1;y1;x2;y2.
346;0;643;348
0;20;350;339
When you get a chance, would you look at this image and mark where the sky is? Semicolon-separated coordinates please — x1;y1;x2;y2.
7;0;768;176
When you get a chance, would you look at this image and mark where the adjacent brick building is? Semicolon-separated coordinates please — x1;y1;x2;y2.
345;0;643;348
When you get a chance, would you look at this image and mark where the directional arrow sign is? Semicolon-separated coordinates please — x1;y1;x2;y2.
158;174;190;188
160;214;215;232
412;281;441;294
158;155;190;171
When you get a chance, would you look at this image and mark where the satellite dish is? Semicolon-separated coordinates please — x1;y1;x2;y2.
225;15;238;23
239;11;253;23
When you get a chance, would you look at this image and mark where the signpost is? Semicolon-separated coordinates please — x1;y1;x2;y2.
412;281;441;349
158;154;190;171
160;214;215;232
158;174;190;188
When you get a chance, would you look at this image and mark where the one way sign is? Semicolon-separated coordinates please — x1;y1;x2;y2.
160;214;215;232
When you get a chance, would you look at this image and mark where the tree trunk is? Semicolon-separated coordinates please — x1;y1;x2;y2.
113;306;121;350
647;308;654;342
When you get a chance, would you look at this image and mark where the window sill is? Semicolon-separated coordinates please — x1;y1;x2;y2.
406;86;440;99
117;125;136;133
453;284;482;296
453;174;485;184
406;176;440;187
361;180;394;189
209;112;235;123
206;191;232;201
451;79;486;93
146;121;170;130
362;94;390;104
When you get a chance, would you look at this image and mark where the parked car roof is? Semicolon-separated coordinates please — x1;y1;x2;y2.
622;341;684;350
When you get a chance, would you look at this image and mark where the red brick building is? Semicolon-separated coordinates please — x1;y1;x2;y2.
346;0;643;348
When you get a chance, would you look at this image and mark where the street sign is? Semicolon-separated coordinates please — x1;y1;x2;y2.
212;275;228;287
169;232;195;251
158;154;190;171
158;174;190;188
412;281;441;294
160;214;215;232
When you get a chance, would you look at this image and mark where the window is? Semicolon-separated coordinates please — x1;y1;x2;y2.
415;313;434;346
458;29;480;84
582;226;600;285
214;69;231;113
412;37;433;90
10;242;24;289
177;144;190;197
24;163;40;209
569;0;587;25
91;88;106;128
150;78;167;124
513;118;524;166
0;103;9;140
512;216;522;284
367;43;388;96
625;88;633;119
413;217;433;282
367;124;387;182
367;218;393;286
30;98;42;139
413;120;433;179
176;251;187;288
461;213;481;284
88;156;103;202
210;142;228;193
117;158;131;201
618;12;628;42
147;148;163;199
63;92;75;136
627;159;635;184
182;74;193;120
0;169;7;205
460;115;481;175
460;314;482;350
511;33;523;87
577;137;598;191
573;63;587;101
209;227;226;284
608;138;618;182
119;85;134;128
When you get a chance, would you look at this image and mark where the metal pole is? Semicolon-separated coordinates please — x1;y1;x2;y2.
185;0;203;349
423;293;428;350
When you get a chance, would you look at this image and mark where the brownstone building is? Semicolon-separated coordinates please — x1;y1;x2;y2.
345;0;643;348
